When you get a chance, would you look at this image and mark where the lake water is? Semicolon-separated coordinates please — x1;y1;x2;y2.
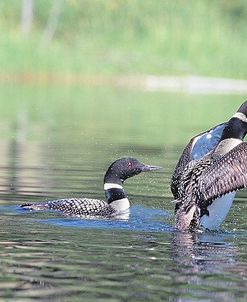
0;84;246;301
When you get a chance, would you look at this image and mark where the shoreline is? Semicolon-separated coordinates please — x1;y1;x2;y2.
1;73;247;95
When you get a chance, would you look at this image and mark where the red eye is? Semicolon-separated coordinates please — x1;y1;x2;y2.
128;162;132;168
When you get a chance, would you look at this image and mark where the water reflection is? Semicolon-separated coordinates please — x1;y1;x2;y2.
172;231;236;271
171;231;247;301
15;204;171;233
8;110;27;193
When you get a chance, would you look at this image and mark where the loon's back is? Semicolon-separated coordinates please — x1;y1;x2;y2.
21;198;116;217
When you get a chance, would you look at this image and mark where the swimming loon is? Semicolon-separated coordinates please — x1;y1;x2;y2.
171;100;247;231
21;157;161;218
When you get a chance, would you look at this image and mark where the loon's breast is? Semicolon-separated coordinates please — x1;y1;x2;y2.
200;191;236;230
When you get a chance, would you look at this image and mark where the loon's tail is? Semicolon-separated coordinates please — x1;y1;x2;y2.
20;203;48;211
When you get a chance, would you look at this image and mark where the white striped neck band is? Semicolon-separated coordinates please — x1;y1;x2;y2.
233;112;247;123
104;183;123;190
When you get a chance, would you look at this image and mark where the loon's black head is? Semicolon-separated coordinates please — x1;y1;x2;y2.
104;157;161;184
221;100;247;141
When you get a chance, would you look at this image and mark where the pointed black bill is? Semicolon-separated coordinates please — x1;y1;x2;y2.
141;164;162;172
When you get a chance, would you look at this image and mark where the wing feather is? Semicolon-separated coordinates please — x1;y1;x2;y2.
171;139;194;198
198;142;247;203
171;123;225;198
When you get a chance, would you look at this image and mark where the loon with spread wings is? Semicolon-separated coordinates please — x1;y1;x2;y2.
171;101;247;231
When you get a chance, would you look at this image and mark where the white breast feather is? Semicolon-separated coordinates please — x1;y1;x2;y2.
200;191;236;230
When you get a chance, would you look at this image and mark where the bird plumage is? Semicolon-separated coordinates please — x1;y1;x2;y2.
21;157;161;218
172;100;247;231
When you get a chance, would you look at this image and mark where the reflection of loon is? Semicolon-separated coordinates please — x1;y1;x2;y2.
172;231;237;271
171;100;247;231
21;157;161;218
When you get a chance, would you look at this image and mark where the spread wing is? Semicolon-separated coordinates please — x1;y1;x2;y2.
190;123;226;160
171;139;194;199
198;142;247;203
171;123;226;199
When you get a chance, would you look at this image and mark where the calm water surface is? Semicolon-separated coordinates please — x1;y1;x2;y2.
0;85;247;301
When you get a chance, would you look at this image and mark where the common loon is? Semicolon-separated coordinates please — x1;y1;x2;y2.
171;100;247;231
21;157;161;218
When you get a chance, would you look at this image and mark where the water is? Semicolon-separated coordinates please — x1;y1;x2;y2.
0;85;247;301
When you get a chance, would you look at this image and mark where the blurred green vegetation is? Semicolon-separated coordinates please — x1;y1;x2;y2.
1;0;247;78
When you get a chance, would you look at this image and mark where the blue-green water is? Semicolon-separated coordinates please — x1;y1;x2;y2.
0;85;246;301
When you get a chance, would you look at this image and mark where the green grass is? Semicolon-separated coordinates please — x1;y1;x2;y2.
1;0;247;78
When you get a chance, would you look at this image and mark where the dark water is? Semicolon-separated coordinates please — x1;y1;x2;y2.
0;85;247;301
